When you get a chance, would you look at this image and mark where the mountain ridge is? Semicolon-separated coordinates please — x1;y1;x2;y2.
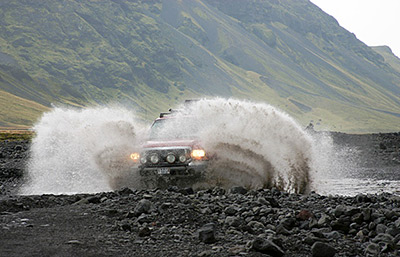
0;0;399;132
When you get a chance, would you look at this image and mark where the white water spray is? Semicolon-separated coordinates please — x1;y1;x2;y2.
162;99;315;193
21;98;344;195
20;107;144;195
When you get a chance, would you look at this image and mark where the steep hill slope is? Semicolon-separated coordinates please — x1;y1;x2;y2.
372;46;400;74
0;0;399;132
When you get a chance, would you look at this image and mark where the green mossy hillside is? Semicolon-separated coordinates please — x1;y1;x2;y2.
1;0;400;132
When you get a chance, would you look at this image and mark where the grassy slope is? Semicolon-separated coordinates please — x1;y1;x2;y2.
372;46;400;74
0;0;399;132
0;89;48;128
171;0;400;132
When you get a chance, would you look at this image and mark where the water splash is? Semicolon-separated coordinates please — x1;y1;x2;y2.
20;107;144;195
162;99;315;193
21;98;349;195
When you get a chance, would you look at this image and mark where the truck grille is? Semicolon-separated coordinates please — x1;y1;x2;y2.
141;148;190;167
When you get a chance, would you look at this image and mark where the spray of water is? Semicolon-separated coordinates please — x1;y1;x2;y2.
20;98;344;195
162;99;315;193
20;107;144;195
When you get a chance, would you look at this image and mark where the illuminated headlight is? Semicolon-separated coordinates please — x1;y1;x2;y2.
130;152;140;162
179;155;187;163
191;149;206;160
150;154;160;164
166;154;176;164
140;156;147;164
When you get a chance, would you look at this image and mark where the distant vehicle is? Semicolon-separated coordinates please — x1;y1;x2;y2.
130;101;209;188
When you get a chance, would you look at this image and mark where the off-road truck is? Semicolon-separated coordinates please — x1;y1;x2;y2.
130;106;209;188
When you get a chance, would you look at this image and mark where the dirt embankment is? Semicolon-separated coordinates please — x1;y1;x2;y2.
0;132;400;256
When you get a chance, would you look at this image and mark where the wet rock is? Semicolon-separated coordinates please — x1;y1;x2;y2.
257;197;270;206
311;242;336;257
251;237;284;257
229;186;247;195
87;195;101;204
322;230;339;241
296;210;313;221
276;224;290;235
197;250;213;257
279;217;296;230
385;210;398;220
303;235;319;246
117;187;134;196
317;214;330;227
198;223;216;244
247;220;265;234
386;227;400;237
351;213;364;224
178;187;194;195
133;199;152;216
265;197;280;208
376;224;387;234
333;205;347;217
362;208;372;221
356;194;371;203
331;217;350;233
372;233;394;245
224;206;238;216
211;187;225;195
136;213;152;224
138;227;151;237
345;206;360;216
309;218;319;229
119;221;132;232
73;198;89;205
395;217;400;228
225;216;242;228
365;242;380;255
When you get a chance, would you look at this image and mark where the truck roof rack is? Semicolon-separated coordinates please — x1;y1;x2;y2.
159;112;171;118
184;99;199;106
159;100;200;118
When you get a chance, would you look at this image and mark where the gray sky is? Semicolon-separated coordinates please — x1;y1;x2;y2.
310;0;400;58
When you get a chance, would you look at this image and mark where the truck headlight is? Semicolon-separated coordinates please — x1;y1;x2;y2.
166;154;176;164
191;149;206;160
179;155;187;162
130;152;140;162
150;154;160;164
140;156;147;164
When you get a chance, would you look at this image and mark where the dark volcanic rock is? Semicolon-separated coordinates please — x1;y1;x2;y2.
133;199;152;216
198;223;216;243
311;242;336;257
251;237;284;256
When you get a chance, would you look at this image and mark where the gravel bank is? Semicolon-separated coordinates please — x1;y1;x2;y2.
0;132;400;256
2;186;400;256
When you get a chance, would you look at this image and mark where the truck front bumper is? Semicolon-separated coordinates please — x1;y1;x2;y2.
138;161;208;177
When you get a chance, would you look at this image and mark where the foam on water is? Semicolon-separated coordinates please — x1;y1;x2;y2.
21;98;363;195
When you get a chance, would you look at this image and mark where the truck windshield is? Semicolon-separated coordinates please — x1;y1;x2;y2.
149;118;199;140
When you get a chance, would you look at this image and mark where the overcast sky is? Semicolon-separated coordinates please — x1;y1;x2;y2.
310;0;400;58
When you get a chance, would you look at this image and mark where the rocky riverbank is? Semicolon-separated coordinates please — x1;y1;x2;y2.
0;132;400;256
2;185;400;256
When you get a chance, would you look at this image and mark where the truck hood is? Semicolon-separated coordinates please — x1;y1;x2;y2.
142;139;200;149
